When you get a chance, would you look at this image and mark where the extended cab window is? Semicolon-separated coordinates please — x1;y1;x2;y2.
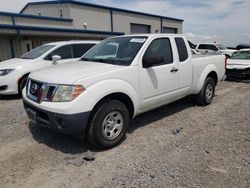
175;37;188;62
143;38;173;67
72;44;96;58
45;45;73;60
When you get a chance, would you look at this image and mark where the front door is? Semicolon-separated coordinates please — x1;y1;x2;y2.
139;37;179;111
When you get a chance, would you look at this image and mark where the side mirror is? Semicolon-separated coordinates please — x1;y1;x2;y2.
52;55;61;65
143;56;164;68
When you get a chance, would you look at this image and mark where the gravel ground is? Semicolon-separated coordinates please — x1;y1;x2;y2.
0;81;249;188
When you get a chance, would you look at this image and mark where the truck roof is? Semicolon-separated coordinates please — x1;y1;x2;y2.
44;40;100;46
112;34;185;38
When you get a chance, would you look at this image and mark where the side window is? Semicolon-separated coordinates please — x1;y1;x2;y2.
198;44;206;49
208;45;218;51
72;44;96;58
143;38;173;67
45;45;73;60
175;37;188;62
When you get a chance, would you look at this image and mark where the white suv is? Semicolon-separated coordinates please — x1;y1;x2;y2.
0;40;98;95
196;43;237;58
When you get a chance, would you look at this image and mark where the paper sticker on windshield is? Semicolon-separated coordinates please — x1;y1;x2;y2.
130;38;146;43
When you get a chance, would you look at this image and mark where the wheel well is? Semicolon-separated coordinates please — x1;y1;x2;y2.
18;73;30;85
207;71;218;85
92;93;134;119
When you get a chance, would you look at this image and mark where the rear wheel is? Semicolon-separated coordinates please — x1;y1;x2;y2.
18;76;28;94
87;99;130;149
195;77;215;106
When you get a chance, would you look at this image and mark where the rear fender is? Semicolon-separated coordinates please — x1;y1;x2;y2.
193;64;218;94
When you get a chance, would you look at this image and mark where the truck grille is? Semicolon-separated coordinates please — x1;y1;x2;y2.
27;79;57;103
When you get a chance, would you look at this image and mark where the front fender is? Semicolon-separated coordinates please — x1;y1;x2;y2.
193;64;218;94
86;79;139;117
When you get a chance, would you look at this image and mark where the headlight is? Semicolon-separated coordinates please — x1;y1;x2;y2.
52;85;85;102
0;69;14;76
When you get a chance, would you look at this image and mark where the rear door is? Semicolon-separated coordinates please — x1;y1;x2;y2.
139;37;179;111
174;37;193;94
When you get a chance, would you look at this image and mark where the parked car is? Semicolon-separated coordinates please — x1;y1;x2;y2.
236;44;250;50
196;43;236;58
0;40;99;95
226;48;250;78
23;34;225;148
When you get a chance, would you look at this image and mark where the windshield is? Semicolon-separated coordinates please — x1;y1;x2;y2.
81;36;147;65
230;50;250;60
21;45;55;59
216;44;227;50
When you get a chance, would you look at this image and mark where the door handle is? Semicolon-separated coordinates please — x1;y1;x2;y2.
171;68;178;73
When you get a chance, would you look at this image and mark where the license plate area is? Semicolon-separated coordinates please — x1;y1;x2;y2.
26;108;37;124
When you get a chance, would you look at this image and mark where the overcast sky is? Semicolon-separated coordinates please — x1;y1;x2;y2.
0;0;249;46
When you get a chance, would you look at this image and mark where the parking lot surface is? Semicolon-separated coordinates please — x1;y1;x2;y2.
0;81;249;188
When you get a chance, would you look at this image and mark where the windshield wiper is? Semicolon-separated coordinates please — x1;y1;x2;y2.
81;58;127;65
81;57;94;61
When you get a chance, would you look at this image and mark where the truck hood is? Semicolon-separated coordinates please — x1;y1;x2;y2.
0;58;33;69
29;61;125;84
227;59;250;69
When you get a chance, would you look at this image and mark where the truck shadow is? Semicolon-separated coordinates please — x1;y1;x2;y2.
28;96;195;155
129;96;195;133
28;123;92;154
0;94;21;100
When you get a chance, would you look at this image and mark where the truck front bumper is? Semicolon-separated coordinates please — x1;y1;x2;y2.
23;99;91;139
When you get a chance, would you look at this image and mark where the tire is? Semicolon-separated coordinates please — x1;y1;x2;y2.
195;77;215;106
18;76;28;95
87;99;130;149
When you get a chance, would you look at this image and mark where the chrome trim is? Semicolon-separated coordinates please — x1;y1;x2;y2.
26;79;59;103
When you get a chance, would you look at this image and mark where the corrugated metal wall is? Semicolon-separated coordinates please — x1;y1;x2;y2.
70;4;111;30
15;17;73;29
0;37;12;61
113;11;161;34
162;19;182;34
0;2;183;61
22;4;71;18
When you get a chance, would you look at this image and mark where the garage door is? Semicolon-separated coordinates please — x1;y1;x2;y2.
163;27;178;34
131;23;151;34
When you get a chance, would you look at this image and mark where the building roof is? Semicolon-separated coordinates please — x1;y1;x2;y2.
0;11;73;22
0;24;124;36
20;0;184;22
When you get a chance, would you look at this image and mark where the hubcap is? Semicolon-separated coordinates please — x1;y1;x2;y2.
205;84;213;101
102;111;123;140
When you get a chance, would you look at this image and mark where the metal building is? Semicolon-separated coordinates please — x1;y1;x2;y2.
0;0;183;61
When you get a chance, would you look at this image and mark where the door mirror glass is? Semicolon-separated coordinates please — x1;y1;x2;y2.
143;56;164;68
52;55;61;65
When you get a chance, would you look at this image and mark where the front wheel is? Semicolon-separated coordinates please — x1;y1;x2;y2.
87;99;130;149
194;77;215;106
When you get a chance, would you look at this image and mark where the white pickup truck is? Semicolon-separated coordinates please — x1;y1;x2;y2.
23;34;225;148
